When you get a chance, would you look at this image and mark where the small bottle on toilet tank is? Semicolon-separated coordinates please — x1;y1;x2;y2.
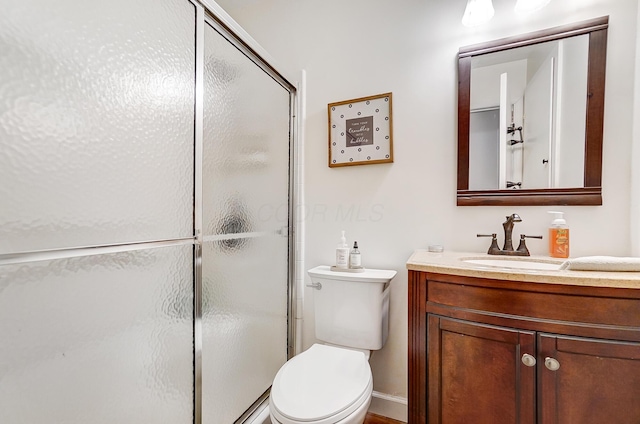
349;241;362;269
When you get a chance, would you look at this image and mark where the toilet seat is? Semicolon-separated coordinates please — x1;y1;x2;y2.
270;344;373;424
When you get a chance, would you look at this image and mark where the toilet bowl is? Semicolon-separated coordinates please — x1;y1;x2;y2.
269;344;373;424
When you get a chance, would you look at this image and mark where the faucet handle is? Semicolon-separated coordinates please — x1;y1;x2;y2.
477;233;500;255
516;234;543;256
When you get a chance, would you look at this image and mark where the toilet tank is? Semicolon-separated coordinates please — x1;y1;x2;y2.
307;265;397;350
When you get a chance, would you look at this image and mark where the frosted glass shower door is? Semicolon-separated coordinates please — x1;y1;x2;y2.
0;0;197;423
201;20;292;423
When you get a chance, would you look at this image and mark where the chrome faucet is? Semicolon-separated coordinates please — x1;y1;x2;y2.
477;213;542;256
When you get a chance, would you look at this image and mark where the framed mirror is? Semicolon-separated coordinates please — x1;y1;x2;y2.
457;16;608;206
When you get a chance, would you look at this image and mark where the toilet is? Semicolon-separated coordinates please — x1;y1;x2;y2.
269;265;397;424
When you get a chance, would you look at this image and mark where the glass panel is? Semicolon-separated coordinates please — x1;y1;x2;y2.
202;23;291;238
0;245;194;424
0;0;196;254
202;236;288;423
202;22;291;423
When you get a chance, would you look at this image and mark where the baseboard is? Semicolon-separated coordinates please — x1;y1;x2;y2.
367;391;408;422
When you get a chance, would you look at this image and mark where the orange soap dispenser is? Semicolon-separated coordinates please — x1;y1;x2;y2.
548;211;569;258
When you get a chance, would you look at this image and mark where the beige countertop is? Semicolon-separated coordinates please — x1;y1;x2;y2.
406;250;640;289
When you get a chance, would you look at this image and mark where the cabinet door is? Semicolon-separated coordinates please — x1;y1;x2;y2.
538;334;640;424
427;315;536;424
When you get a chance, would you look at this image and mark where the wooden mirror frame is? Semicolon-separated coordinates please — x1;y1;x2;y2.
457;16;608;206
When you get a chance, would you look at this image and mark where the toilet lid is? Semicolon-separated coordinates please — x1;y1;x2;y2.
270;344;372;423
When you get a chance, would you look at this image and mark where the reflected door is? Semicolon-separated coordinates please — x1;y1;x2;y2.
201;19;292;423
523;56;554;189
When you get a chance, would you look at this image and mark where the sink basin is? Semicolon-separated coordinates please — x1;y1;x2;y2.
462;258;563;271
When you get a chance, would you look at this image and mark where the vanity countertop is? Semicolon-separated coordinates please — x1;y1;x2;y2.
406;250;640;289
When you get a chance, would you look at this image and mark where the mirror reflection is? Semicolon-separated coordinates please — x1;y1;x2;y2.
457;16;608;206
469;34;589;190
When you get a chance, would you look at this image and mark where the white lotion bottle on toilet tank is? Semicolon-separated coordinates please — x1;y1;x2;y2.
335;230;349;269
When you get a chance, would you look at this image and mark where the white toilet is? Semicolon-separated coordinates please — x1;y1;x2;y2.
269;265;397;424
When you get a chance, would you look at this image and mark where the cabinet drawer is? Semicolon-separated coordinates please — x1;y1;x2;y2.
427;280;640;328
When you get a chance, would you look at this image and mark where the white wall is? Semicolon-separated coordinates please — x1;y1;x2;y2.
214;0;639;417
633;3;640;256
469;109;500;189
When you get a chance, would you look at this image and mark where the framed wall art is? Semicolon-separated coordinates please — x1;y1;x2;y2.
328;92;393;167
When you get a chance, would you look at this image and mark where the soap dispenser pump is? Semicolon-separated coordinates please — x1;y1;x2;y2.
335;230;349;269
548;211;569;258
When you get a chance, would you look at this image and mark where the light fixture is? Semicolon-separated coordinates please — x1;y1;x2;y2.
514;0;551;14
462;0;552;27
462;0;495;27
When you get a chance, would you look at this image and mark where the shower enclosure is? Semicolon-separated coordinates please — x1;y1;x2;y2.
0;1;296;423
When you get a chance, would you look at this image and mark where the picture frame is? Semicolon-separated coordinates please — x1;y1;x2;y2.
328;92;393;167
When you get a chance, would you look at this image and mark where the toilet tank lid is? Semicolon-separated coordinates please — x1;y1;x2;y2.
307;265;396;283
270;344;372;422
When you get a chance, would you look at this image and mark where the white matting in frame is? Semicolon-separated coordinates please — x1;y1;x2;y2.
328;92;393;167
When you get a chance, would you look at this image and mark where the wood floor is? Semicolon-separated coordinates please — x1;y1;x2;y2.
364;412;405;424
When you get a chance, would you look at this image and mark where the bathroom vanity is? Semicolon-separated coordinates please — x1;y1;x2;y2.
406;250;640;424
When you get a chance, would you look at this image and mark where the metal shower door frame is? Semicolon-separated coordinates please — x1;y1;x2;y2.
191;1;298;422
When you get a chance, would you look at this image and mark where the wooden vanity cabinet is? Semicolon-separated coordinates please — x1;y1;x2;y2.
427;315;536;424
408;270;640;424
537;333;640;424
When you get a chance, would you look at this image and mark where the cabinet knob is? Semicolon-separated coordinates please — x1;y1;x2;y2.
521;353;536;367
545;357;560;371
